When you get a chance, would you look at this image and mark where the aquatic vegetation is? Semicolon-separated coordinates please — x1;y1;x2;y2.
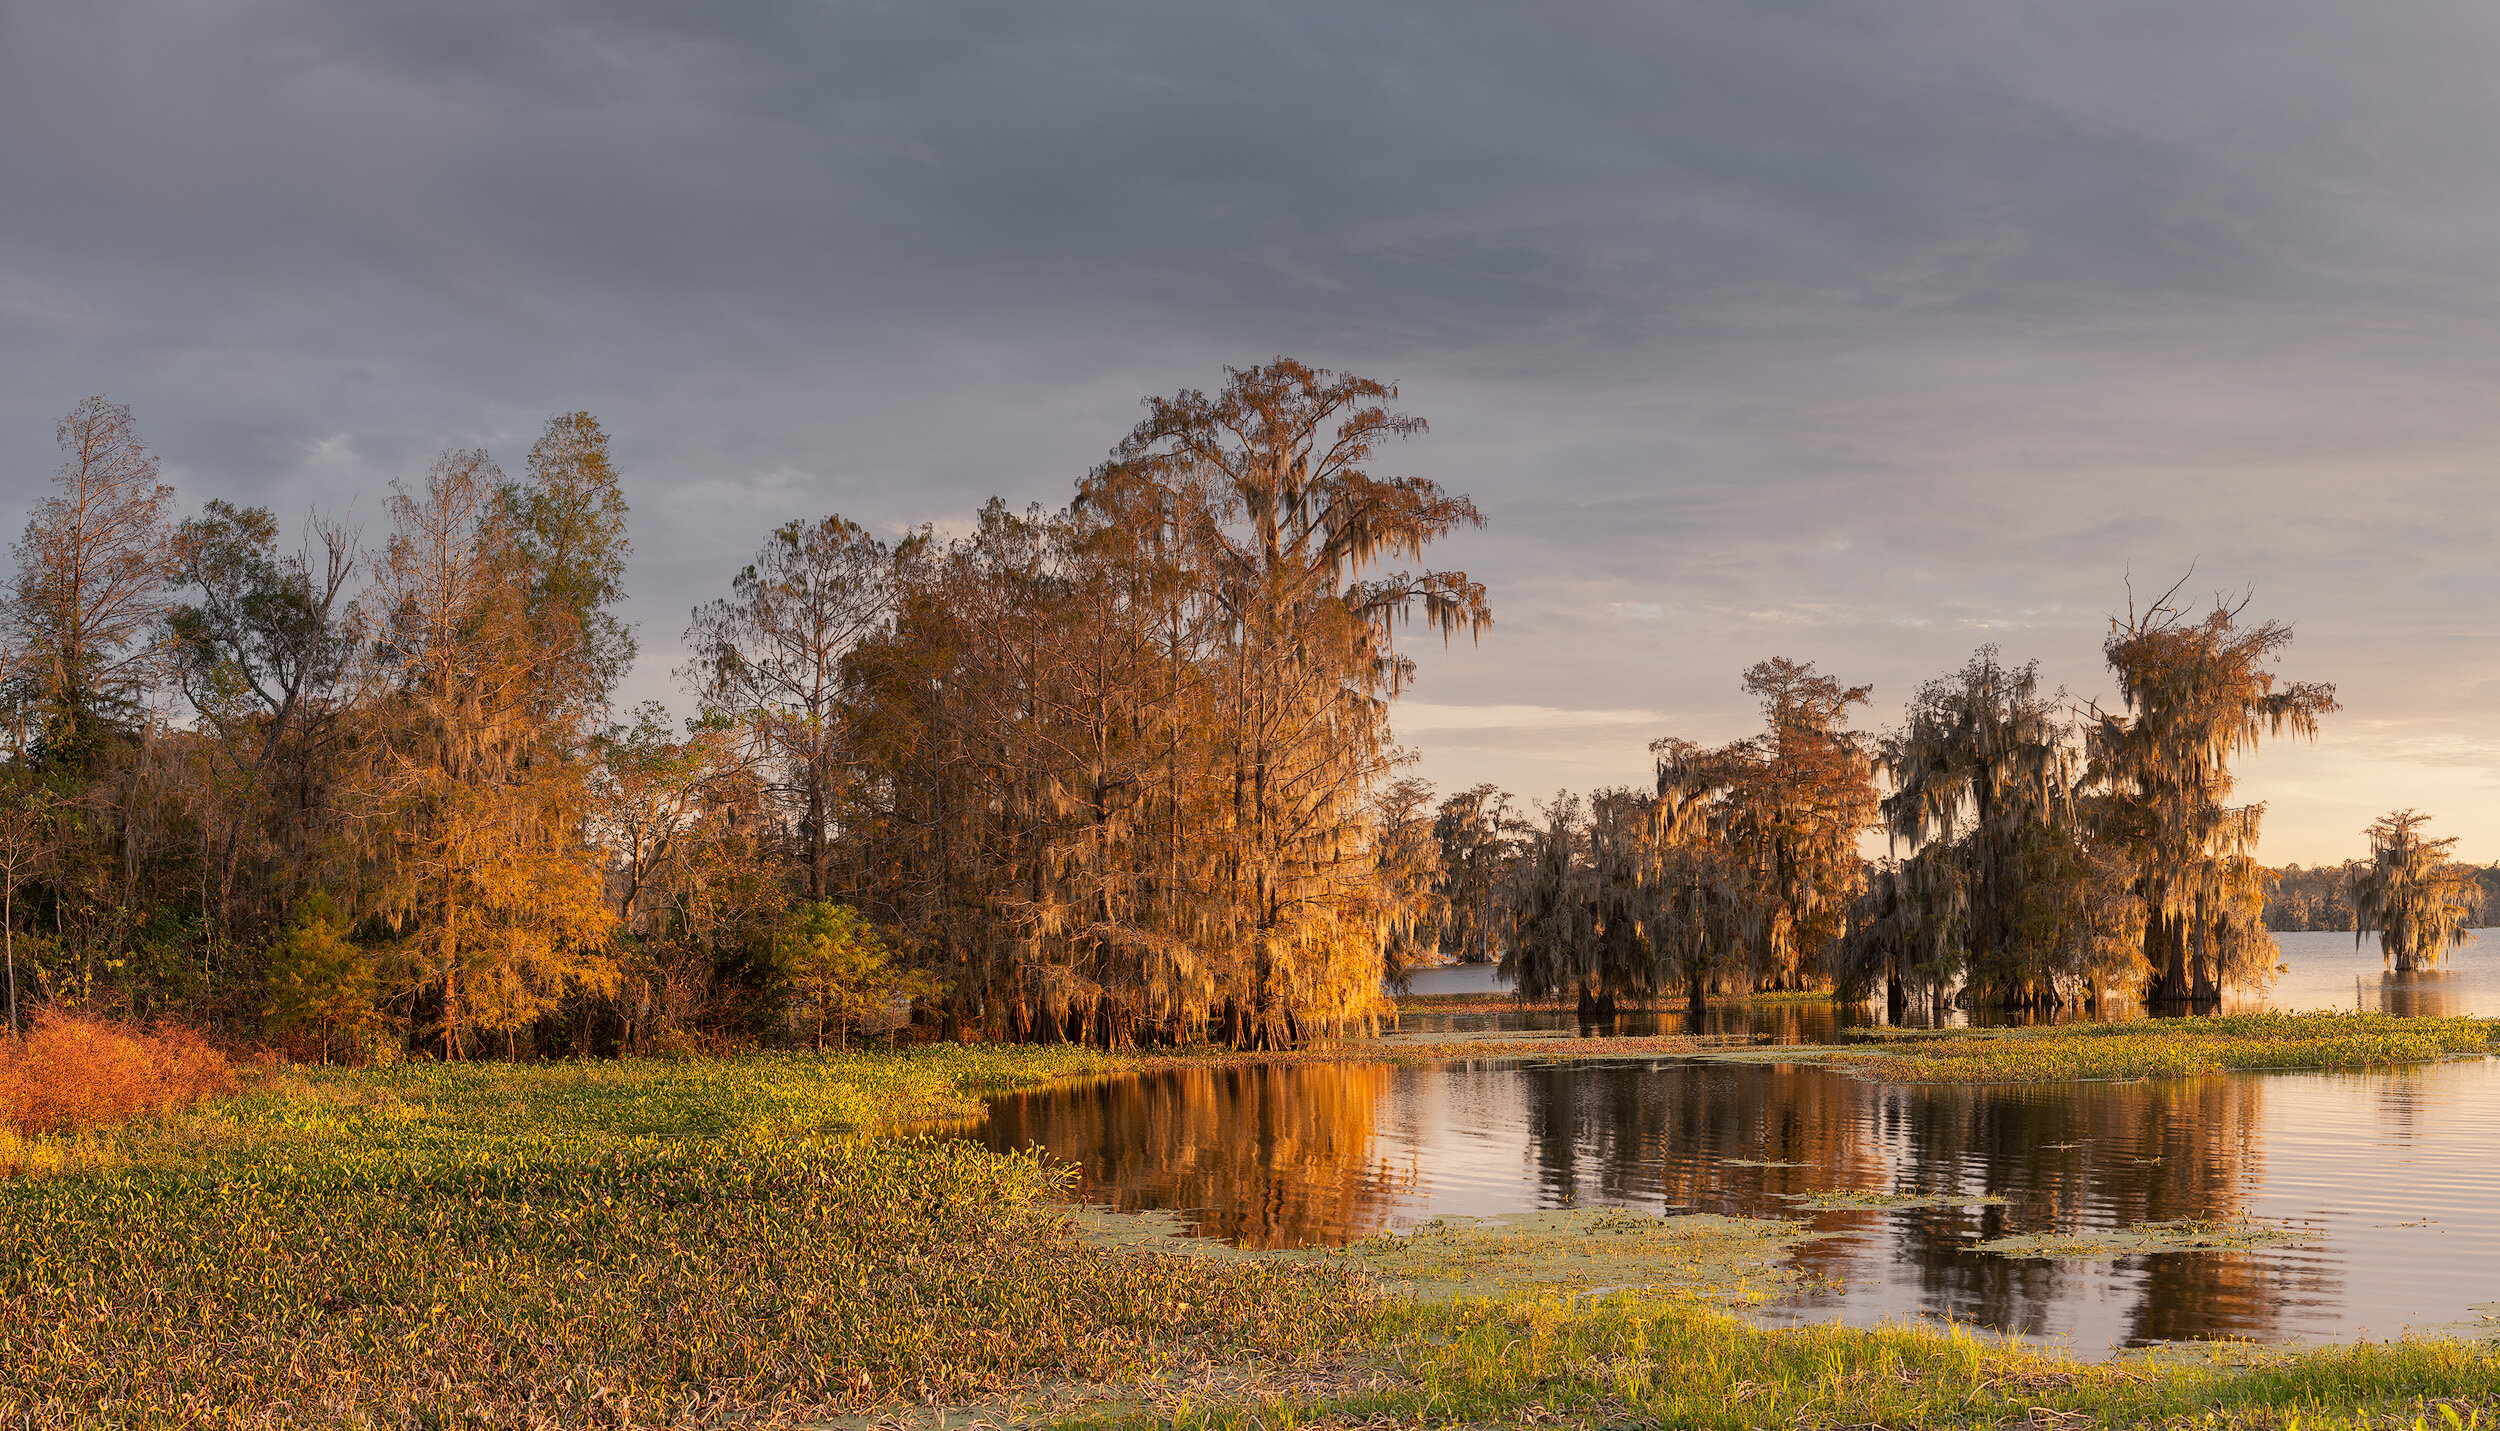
1069;1205;1822;1307
1339;1209;1818;1305
1140;1031;1726;1066
1826;1010;2498;1083
0;1047;1372;1427
1975;1216;2319;1259
1780;1187;2006;1211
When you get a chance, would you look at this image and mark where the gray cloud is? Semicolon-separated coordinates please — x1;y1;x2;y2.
7;0;2500;861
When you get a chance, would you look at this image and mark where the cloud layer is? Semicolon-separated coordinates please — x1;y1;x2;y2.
7;0;2498;863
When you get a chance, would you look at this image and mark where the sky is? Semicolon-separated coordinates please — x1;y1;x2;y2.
5;0;2498;866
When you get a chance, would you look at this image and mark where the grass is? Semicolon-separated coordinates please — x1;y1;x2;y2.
1826;1010;2500;1083
1057;1293;2500;1431
0;1046;1373;1429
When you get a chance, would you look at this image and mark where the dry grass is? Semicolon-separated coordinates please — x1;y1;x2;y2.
0;1011;238;1135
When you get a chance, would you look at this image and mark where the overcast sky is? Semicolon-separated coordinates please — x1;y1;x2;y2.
7;0;2498;865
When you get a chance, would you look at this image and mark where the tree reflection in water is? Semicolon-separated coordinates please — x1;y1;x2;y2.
975;1056;2419;1347
2377;973;2473;1019
979;1062;1416;1248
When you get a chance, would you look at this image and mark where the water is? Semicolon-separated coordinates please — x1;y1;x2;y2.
973;937;2500;1354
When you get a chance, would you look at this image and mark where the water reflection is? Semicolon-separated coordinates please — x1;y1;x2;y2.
2372;971;2479;1019
982;1062;1417;1248
974;1055;2500;1352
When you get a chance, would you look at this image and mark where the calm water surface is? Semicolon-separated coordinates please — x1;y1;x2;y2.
973;932;2500;1355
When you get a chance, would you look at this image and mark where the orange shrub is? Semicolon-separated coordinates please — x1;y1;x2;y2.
0;1012;239;1135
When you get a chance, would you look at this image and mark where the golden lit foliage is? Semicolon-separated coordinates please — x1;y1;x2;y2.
2087;583;2337;1001
2350;808;2476;974
0;1011;235;1135
369;446;619;1056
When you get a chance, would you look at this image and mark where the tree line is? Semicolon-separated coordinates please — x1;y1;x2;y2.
1;373;2461;1057
0;362;1485;1056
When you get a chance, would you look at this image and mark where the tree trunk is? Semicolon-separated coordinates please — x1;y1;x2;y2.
2144;910;2192;1003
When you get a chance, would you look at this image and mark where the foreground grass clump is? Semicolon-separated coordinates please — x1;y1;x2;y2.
1842;1010;2498;1083
1075;1293;2500;1431
0;1012;240;1175
0;1046;1374;1429
0;1011;237;1135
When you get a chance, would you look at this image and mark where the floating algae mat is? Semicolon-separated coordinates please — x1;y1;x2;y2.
1972;1218;2320;1260
1781;1188;2007;1211
1066;1205;1822;1305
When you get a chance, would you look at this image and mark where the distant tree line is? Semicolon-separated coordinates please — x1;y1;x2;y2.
0;362;1486;1056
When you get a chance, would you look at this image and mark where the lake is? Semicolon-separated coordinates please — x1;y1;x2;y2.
970;929;2500;1355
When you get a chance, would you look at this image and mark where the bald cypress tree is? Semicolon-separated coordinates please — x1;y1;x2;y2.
2350;810;2474;975
2085;585;2336;1004
1088;358;1489;1048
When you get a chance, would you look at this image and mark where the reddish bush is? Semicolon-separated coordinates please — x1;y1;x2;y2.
0;1012;239;1135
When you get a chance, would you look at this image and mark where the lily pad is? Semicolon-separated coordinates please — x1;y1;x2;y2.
1973;1217;2318;1259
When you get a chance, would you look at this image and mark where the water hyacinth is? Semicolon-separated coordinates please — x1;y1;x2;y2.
0;1048;1368;1428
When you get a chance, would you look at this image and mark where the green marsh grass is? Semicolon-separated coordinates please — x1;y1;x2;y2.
14;1029;2500;1427
1073;1293;2500;1431
1836;1011;2499;1083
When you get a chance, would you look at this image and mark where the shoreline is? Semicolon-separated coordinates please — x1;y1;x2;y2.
8;1019;2497;1427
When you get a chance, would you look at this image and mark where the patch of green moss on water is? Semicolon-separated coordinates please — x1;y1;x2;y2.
1067;1205;1824;1306
1974;1216;2321;1259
